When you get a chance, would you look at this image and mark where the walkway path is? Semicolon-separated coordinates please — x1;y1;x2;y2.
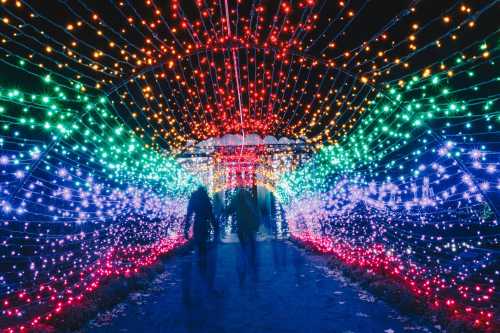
84;241;439;333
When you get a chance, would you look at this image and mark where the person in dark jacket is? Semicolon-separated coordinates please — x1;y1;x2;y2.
184;186;219;293
227;189;260;243
184;186;219;254
226;188;261;284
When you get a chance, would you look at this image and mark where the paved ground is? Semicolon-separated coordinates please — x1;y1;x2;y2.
84;240;439;333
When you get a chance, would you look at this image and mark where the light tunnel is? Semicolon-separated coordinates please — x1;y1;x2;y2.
0;1;498;332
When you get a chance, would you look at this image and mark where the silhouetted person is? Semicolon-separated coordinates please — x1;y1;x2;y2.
184;186;219;291
184;186;219;253
226;188;261;285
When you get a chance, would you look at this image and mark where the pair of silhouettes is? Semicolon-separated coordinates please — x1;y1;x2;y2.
184;186;260;249
184;186;261;291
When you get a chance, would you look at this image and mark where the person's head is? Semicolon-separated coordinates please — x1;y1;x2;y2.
194;185;209;197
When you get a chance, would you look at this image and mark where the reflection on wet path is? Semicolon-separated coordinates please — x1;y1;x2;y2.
84;241;440;333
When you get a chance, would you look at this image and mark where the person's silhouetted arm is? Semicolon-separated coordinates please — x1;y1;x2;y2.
210;209;220;240
184;196;194;239
208;201;220;241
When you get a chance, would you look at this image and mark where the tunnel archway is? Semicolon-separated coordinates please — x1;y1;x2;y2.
0;1;498;332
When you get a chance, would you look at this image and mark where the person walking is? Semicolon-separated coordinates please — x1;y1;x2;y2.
226;188;261;284
184;186;219;293
184;186;219;252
